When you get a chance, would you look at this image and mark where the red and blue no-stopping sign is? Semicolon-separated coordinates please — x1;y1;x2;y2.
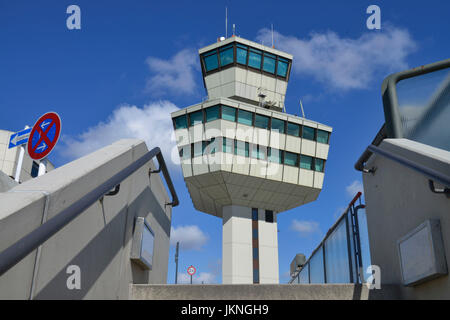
27;112;61;160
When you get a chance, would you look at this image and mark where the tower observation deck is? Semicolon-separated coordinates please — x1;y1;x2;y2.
171;36;332;284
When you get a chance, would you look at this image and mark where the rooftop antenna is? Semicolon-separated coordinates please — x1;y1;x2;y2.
225;7;228;38
233;24;236;36
271;24;274;48
299;99;306;118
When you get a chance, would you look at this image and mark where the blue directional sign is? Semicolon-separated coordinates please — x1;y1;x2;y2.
8;128;31;149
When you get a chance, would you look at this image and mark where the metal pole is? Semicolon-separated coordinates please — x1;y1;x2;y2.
14;145;25;182
190;274;192;284
175;241;179;284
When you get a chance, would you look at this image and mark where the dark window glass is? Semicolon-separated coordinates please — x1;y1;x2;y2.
221;105;236;122
271;118;285;133
203;52;218;72
253;268;259;284
205;105;220;122
265;210;274;223
277;58;289;77
254;114;269;129
268;148;282;163
317;129;330;144
173;115;187;129
31;161;39;178
237;109;253;126
252;208;258;221
287;122;300;137
284;151;298;167
223;138;233;153
253;248;259;259
263;52;276;74
189;110;203;126
303;126;315;140
204;138;217;155
315;158;325;172
236;44;248;65
180;145;191;160
256;146;267;160
219;44;234;67
248;48;262;69
300;155;313;170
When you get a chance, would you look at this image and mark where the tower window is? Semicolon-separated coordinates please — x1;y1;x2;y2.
284;151;298;167
271;118;285;134
248;48;262;69
300;155;313;170
205;105;220;122
203;51;219;72
302;126;316;141
314;158;325;172
173;115;188;129
189;110;203;126
236;44;248;65
219;44;234;67
277;57;289;77
317;129;330;144
263;52;276;74
221;105;236;122
237;109;253;126
254;114;269;129
265;210;274;223
287;122;300;137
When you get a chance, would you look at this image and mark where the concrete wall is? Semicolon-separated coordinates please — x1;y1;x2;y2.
0;139;173;299
131;284;401;300
362;139;450;299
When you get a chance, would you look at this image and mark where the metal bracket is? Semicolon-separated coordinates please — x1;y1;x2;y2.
428;180;450;198
105;184;120;196
363;166;376;175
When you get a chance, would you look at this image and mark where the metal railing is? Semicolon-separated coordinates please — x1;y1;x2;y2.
0;147;178;276
289;192;370;284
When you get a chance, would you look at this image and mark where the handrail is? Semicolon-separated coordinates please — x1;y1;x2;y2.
356;143;450;188
0;147;178;276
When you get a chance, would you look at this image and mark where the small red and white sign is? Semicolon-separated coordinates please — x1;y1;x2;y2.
27;112;61;160
187;265;196;276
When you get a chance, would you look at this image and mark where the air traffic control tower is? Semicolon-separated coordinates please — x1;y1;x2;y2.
171;36;332;284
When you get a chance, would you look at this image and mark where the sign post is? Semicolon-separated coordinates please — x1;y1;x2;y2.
27;112;61;174
187;265;196;284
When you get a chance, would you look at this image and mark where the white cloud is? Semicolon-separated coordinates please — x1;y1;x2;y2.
291;219;320;237
60;100;180;167
256;26;416;90
177;272;216;284
170;225;208;251
145;48;198;95
346;180;363;197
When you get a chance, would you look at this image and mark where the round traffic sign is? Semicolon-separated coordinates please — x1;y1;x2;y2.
187;265;196;276
27;112;61;160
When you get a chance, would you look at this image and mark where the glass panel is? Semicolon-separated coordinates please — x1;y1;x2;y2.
287;122;300;136
221;105;236;122
303;126;315;140
248;49;262;69
268;148;282;163
204;52;218;72
357;208;372;282
141;224;154;266
263;53;276;74
284;151;298;166
174;115;187;129
223;138;233;153
317;130;329;144
179;145;191;160
277;58;289;77
219;44;234;67
234;140;249;157
314;158;324;172
189;110;203;126
325;219;351;283
395;67;450;151
265;210;274;223
251;145;258;159
193;142;202;157
204;138;217;155
205;105;220;122
237;109;253;126
309;246;325;283
347;214;358;283
299;264;309;283
236;44;248;65
254;114;269;129
300;155;313;170
271;118;285;133
257;146;267;160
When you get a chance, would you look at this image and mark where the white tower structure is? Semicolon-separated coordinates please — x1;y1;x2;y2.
171;36;332;284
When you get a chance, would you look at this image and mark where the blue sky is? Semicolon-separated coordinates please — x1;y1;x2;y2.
1;1;449;284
